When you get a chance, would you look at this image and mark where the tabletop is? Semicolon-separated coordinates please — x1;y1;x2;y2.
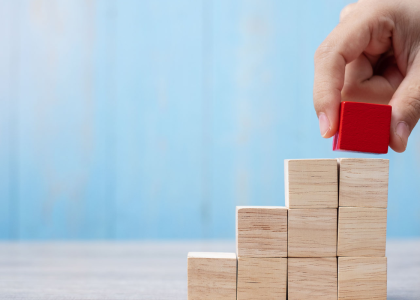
0;240;419;299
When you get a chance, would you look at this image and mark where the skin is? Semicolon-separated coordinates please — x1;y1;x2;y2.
313;0;420;152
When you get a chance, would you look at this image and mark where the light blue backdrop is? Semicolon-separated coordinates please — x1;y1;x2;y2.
0;0;419;240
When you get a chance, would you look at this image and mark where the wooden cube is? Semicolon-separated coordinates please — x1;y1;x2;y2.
188;252;237;300
288;209;337;257
288;258;337;300
285;159;338;208
338;207;387;257
237;206;287;258
237;257;287;300
339;158;389;208
339;257;387;300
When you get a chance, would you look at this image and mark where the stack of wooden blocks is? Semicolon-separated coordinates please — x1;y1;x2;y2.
188;158;389;300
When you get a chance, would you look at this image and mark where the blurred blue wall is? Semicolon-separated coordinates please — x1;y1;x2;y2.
0;0;419;240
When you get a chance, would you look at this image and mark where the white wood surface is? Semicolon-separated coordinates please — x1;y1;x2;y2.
236;206;287;258
338;207;387;257
288;209;337;257
237;257;287;300
338;158;389;208
0;240;419;299
285;159;338;209
338;257;387;300
188;252;237;300
288;257;337;300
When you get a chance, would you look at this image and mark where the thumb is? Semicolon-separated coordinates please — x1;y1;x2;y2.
389;55;420;152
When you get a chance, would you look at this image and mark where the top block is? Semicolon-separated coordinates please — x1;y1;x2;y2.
333;101;392;154
339;158;389;208
285;159;338;209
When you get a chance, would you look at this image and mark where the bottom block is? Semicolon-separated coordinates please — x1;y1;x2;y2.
339;257;387;300
188;252;237;300
288;257;337;300
237;257;287;300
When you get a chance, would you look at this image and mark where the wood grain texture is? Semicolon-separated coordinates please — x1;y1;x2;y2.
338;207;387;257
188;252;237;300
237;257;287;300
288;209;337;257
285;159;338;208
338;257;387;300
333;101;392;154
288;257;337;300
236;206;287;258
0;241;418;299
339;158;389;208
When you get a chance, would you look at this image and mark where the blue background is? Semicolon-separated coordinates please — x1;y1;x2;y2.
0;0;419;240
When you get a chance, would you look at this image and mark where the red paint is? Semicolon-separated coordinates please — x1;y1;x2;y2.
333;101;392;154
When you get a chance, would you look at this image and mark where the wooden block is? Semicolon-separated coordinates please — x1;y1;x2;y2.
339;158;389;208
288;209;337;257
237;257;287;300
338;207;387;257
339;257;387;300
285;159;338;208
333;101;392;154
188;252;237;300
288;257;337;300
236;206;287;258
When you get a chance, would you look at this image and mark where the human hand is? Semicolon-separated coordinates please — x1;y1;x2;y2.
313;0;420;152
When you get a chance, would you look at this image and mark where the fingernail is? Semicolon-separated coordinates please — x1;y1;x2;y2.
395;121;410;150
318;112;330;137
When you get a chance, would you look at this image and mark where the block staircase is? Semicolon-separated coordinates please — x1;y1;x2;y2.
187;158;389;300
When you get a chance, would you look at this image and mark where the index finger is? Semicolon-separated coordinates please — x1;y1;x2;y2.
313;14;372;138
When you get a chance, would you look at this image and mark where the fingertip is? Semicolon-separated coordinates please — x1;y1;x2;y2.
389;121;410;153
389;139;406;153
318;112;338;138
318;112;331;137
322;128;338;139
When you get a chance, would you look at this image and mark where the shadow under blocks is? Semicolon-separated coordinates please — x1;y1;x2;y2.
187;158;388;300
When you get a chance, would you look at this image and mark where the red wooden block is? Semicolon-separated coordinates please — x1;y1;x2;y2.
333;101;392;154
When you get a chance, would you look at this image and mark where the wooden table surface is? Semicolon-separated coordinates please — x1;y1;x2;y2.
0;240;419;299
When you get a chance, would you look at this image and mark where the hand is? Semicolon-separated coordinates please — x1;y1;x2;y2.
313;0;420;152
